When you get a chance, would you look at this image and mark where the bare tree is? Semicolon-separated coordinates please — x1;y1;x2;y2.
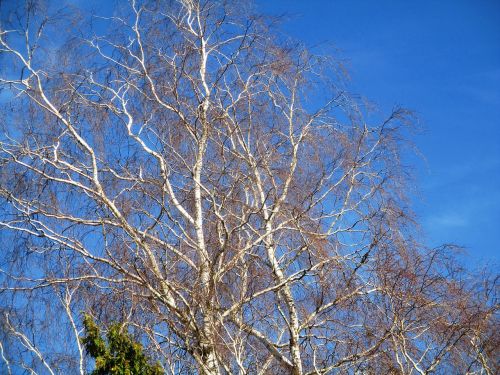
0;1;497;374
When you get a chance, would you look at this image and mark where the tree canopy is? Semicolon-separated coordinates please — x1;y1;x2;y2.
0;0;497;374
81;315;163;375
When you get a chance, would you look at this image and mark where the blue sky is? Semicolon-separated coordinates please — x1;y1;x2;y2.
3;0;498;264
258;0;500;264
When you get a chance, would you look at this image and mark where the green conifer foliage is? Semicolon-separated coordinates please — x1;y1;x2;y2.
81;315;164;375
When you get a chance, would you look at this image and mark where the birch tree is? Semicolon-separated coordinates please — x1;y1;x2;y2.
0;0;497;374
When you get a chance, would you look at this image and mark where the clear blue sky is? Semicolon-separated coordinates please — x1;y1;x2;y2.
4;0;499;264
258;0;500;264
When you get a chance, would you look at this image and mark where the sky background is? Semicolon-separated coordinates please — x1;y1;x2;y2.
258;0;500;265
2;0;499;265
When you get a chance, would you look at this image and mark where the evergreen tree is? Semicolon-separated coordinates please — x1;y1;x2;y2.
81;315;163;375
